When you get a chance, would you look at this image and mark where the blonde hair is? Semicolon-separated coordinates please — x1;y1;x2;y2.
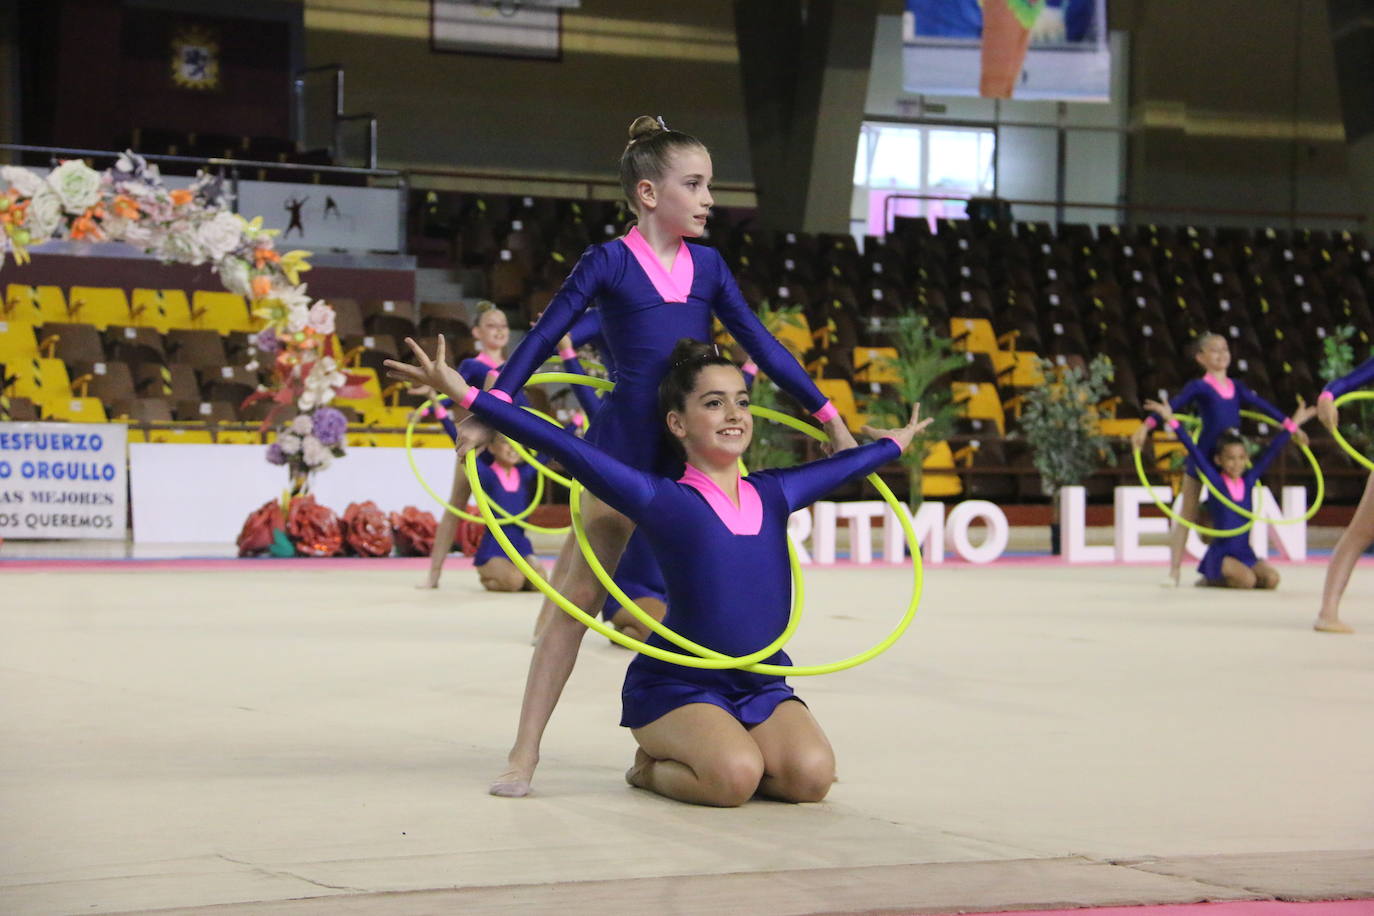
618;115;707;214
473;300;503;326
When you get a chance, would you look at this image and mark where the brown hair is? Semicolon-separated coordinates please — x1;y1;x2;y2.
658;338;740;456
619;116;708;214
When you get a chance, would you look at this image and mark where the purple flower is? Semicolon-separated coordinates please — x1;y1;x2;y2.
254;327;280;353
311;406;348;447
265;441;287;465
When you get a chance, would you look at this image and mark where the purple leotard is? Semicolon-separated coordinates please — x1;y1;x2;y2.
1321;357;1374;400
1169;419;1293;582
470;459;538;566
460;387;899;729
1152;376;1286;478
490;228;834;475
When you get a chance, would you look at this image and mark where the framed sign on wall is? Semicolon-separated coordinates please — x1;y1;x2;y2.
431;1;566;60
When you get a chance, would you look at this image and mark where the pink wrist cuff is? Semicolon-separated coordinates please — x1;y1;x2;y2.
1145;416;1158;429
1166;418;1180;430
882;434;902;449
813;401;839;424
741;361;759;376
488;390;513;404
1283;418;1297;433
485;369;500;383
458;388;479;409
559;347;578;361
432;405;449;420
1318;390;1335;404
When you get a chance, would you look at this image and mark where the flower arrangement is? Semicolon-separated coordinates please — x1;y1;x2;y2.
0;152;369;490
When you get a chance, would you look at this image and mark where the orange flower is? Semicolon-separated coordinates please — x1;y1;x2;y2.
111;195;140;219
253;247;282;269
170;189;193;206
251;275;273;299
0;200;27;226
69;213;105;241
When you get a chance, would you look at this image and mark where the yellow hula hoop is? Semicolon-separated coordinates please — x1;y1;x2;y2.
1190;409;1324;524
470;370;927;674
1132;429;1255;538
406;398;571;534
567;402;926;676
466;448;808;671
1330;391;1374;474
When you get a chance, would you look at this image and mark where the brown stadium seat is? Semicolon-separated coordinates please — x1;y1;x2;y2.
166;330;228;368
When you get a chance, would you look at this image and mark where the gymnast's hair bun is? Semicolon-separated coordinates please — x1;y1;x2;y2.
628;115;666;144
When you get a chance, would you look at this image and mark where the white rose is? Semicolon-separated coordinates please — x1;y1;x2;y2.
1;166;44;199
47;159;103;213
306;302;336;336
195;210;243;262
278;431;302;455
122;222;156;250
25;186;64;242
218;257;253;297
286;305;310;333
277;283;312;310
302;435;333;469
159;230;208;266
291;414;314;435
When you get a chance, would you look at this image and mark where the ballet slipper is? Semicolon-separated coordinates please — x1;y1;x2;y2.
1313;619;1355;634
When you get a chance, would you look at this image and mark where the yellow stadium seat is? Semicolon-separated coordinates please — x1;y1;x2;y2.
952;382;1005;434
1152;439;1186;471
991;351;1044;387
949;318;999;355
1099;418;1141;438
10;356;71;402
215;430;262;445
334;367;382;410
815;378;868;430
363;405;421;428
853;347;900;384
143;428;215;444
68;287;132;330
5;285;68;324
0;319;38;360
413;432;455;448
191;291;253;334
43;397;108;422
131;289;193;332
921;440;964;497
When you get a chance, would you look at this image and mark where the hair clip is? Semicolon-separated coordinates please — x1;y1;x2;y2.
656;115;668;132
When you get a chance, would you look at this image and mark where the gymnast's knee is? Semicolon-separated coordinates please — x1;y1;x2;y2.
480;568;524;592
1256;568;1280;590
771;749;836;803
700;752;765;807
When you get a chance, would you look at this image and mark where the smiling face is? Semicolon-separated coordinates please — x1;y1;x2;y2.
488;435;520;468
472;307;510;356
1195;334;1231;374
665;364;752;463
1216;441;1248;479
638;147;714;238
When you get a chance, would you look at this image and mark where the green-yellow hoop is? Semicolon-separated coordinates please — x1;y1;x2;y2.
1330;391;1374;473
468;372;927;675
1190;409;1324;524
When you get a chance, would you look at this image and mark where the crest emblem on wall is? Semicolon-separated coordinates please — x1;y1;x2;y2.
169;25;221;91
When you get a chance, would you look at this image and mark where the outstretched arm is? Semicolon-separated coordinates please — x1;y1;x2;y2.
556;334;603;420
774;404;931;511
490;245;608;401
1243;404;1312;485
1144;398;1227;495
709;250;858;452
1319;356;1374;429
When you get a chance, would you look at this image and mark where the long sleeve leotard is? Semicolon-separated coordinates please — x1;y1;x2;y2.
460;387;900;728
488;228;836;474
1169;418;1293;581
1152;376;1286;478
1321;357;1374;401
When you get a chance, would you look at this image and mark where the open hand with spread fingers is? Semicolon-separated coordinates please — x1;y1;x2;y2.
384;336;469;405
860;403;933;455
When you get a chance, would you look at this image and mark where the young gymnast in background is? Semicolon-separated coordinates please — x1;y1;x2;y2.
1145;399;1315;590
445;116;856;797
389;335;927;807
1313;355;1374;633
1133;334;1300;586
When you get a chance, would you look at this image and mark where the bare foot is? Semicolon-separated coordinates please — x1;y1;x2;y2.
416;579;439;590
489;756;537;797
625;747;653;789
1160;568;1181;588
1314;618;1355;634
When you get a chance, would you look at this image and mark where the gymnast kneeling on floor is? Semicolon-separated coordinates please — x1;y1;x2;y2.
1144;398;1315;590
388;336;928;807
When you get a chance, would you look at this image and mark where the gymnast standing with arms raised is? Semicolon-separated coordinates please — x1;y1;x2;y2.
390;337;927;806
446;117;857;797
1313;355;1374;633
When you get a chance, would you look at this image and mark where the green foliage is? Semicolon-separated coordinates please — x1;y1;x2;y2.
1319;324;1374;452
1020;355;1114;496
864;313;966;500
745;302;807;470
